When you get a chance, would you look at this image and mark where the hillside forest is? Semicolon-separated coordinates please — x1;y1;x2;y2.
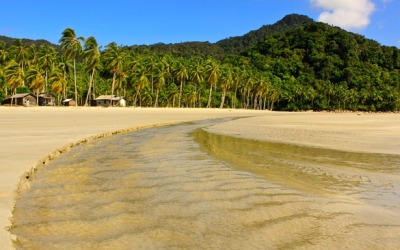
0;14;399;111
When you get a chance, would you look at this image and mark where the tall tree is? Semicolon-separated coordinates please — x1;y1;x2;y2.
49;69;66;105
204;59;219;108
219;64;233;108
175;60;188;107
10;40;29;87
4;60;24;105
59;28;84;106
103;42;125;102
26;66;45;104
38;44;57;92
83;36;101;106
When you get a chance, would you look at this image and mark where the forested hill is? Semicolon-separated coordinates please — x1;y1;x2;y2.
128;14;314;59
0;35;55;47
216;14;314;54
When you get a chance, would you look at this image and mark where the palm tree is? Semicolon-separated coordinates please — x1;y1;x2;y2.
0;41;7;96
4;60;24;105
10;40;29;87
219;64;233;108
0;41;7;64
132;66;150;106
38;44;57;92
26;66;45;104
56;55;73;100
154;62;166;107
204;59;219;108
83;36;101;106
175;60;188;107
49;69;66;105
59;28;84;106
103;42;125;102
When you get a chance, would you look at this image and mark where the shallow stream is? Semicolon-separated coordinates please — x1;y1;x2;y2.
10;118;400;249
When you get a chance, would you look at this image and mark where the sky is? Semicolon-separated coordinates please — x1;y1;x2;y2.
0;0;399;48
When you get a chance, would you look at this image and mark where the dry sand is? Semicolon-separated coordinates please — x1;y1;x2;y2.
0;107;399;249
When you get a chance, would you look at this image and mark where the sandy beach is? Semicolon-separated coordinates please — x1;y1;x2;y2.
1;107;400;249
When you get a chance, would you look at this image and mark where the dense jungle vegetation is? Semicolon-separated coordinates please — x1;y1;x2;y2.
0;14;399;111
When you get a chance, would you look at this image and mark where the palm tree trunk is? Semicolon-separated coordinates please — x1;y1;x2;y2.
73;59;78;106
85;68;95;106
179;79;183;107
45;70;48;92
110;72;116;107
220;89;227;108
154;89;159;107
207;84;213;108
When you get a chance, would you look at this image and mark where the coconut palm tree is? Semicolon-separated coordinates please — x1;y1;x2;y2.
154;62;166;107
38;44;57;92
132;66;150;106
175;60;188;107
103;42;125;102
9;40;29;87
26;66;45;104
4;60;24;105
204;59;219;108
56;55;73;100
59;28;84;106
49;69;66;105
219;64;233;108
82;36;101;106
37;44;57;92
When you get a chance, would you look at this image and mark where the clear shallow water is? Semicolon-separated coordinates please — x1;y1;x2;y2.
11;119;400;249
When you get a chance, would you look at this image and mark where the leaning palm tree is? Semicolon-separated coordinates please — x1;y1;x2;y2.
82;36;101;106
38;44;57;92
103;42;125;101
204;59;219;108
219;64;233;108
9;39;29;87
59;28;84;106
175;60;188;107
154;62;166;107
4;60;24;106
49;69;66;105
26;66;45;104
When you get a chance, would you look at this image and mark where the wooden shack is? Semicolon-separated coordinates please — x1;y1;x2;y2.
38;93;55;106
1;93;37;106
62;99;76;106
94;95;126;107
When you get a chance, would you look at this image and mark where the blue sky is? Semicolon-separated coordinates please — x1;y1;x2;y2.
0;0;399;48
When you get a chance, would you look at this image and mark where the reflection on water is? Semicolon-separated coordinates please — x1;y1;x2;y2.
10;119;400;249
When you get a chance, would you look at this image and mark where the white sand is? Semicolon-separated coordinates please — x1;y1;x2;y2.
207;111;400;155
1;107;399;249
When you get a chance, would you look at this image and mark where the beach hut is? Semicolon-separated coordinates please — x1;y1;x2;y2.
38;93;55;106
94;95;126;107
1;93;37;106
62;99;76;106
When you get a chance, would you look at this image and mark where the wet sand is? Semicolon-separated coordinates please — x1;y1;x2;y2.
1;107;400;249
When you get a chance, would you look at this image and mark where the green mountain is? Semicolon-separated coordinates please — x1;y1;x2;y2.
0;35;55;47
216;14;314;54
128;14;313;59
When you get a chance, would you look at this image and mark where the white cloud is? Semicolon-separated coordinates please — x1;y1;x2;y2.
311;0;375;30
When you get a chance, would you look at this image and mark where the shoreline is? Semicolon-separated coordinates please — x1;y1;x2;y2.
1;107;400;248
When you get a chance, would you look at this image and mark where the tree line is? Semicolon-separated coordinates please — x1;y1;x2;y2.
0;17;399;111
